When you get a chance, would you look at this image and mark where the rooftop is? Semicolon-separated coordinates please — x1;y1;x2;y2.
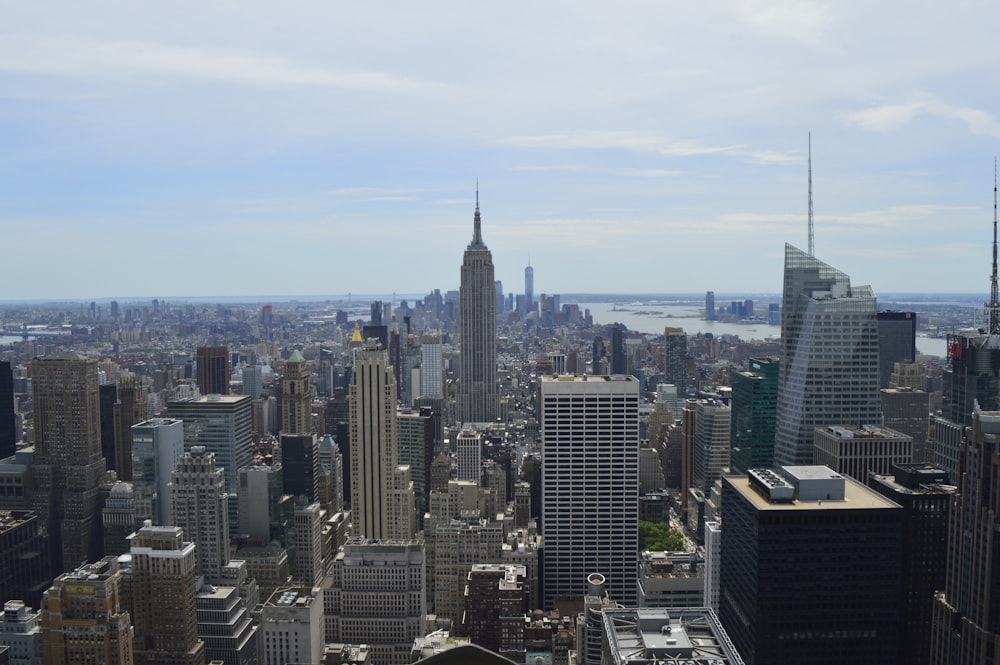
602;608;744;664
728;467;900;512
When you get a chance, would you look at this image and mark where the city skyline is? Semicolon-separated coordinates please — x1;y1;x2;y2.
3;2;1000;299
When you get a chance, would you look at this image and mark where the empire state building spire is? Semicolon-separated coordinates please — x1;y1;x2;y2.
469;183;486;249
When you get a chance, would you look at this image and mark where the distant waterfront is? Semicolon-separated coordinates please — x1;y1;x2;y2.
583;301;947;358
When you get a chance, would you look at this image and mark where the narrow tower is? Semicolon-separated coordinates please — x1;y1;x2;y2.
808;132;815;257
458;187;498;424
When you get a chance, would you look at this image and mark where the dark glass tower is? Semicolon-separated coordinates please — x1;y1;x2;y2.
196;345;230;395
877;311;917;388
0;362;16;459
729;357;779;473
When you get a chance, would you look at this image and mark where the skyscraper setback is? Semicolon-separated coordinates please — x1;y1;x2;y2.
458;191;498;424
773;245;882;466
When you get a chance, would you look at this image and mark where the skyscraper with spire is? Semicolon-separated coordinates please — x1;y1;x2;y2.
773;245;882;466
458;189;498;424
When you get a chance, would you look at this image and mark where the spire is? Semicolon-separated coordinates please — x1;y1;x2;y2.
470;181;485;249
990;158;1000;335
808;132;814;257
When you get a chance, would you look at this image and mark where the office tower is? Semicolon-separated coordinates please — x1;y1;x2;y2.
890;360;925;390
592;336;607;375
0;511;50;610
39;558;133;665
869;464;954;665
292;502;324;587
0;363;13;461
281;349;312;435
168;395;252;532
664;327;687;394
703;520;721;612
30;353;106;574
456;429;482;482
774;245;882;466
237;464;283;544
101;482;136;557
324;539;426;665
195;582;257;665
349;342;414;540
524;264;534;315
943;330;1000;425
397;408;434;526
705;291;716;321
420;333;444;399
458;192;498;424
242;365;263;401
170;447;229;581
495;280;505;316
114;374;145;481
130;525;205;665
719;467;902;665
261;588;324;665
462;564;527;653
608;324;625;375
281;433;319;502
99;383;117;473
130;417;184;526
877;311;917;388
0;600;41;665
430;517;505;624
693;398;731;495
881;387;931;462
931;407;1000;664
540;374;640;608
601;608;744;665
318;434;344;515
729;358;779;474
196;345;229;395
680;399;696;510
812;424;913;483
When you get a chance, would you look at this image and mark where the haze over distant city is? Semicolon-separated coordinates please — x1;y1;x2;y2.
3;1;1000;299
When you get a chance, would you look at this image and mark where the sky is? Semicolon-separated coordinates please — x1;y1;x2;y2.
3;1;1000;300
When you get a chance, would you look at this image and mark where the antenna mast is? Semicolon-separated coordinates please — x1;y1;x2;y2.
808;132;814;257
990;158;999;335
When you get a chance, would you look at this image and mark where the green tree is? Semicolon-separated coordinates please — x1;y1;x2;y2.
638;520;686;551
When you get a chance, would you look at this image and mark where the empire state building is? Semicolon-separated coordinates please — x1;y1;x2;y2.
458;191;498;424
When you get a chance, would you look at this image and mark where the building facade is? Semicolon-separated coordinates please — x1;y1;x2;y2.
774;245;882;466
540;374;640;608
729;358;779;474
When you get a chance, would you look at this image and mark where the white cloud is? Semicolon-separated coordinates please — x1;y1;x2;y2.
0;35;443;94
847;98;1000;137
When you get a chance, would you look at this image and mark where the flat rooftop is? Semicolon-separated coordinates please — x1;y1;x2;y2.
603;608;744;664
726;471;900;512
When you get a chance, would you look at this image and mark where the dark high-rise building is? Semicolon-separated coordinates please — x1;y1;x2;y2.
720;466;903;665
30;353;106;574
196;345;230;395
610;324;626;375
931;408;1000;664
882;387;931;463
98;384;117;472
113;374;144;481
457;191;498;424
664;327;687;393
943;331;1000;426
705;291;716;321
281;433;319;502
729;357;779;474
0;362;13;461
592;336;607;375
774;245;881;466
0;510;51;609
877;311;917;388
869;464;953;665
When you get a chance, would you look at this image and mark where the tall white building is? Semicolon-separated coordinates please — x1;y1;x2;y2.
292;502;325;587
324;538;426;665
130;417;185;526
455;429;482;483
540;374;640;607
238;463;280;544
350;342;415;540
169;447;230;581
168;394;253;532
242;365;263;401
774;244;882;466
420;333;443;399
0;600;41;665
